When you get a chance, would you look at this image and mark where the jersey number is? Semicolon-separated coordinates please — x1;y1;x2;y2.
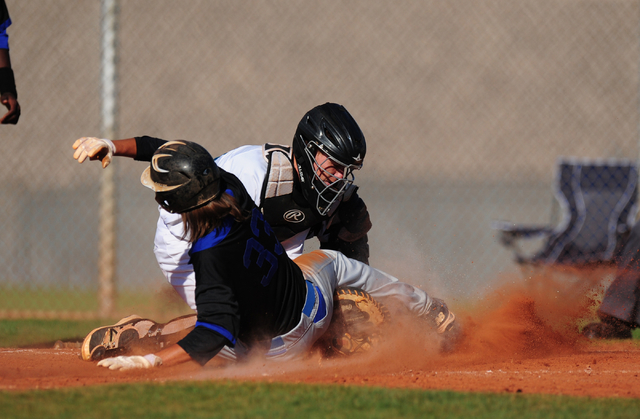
243;209;284;286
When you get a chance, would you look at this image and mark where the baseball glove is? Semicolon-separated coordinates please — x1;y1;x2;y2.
315;287;390;357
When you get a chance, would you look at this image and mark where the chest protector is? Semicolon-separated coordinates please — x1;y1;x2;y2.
260;144;328;242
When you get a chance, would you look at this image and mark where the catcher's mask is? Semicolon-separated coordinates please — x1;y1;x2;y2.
292;103;366;216
141;140;221;214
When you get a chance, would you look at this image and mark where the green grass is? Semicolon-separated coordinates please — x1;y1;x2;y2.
0;288;100;312
0;285;192;322
1;381;640;419
0;319;106;347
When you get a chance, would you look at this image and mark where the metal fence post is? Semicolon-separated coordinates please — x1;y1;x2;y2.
99;0;119;318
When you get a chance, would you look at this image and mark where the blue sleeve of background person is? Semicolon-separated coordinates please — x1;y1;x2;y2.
134;136;168;161
0;29;8;50
0;3;11;50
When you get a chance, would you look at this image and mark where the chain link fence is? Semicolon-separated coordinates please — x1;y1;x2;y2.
1;0;638;321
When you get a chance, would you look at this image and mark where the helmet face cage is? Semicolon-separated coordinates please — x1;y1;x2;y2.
303;139;360;216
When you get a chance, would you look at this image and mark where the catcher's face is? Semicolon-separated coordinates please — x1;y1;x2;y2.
293;146;359;215
312;150;348;187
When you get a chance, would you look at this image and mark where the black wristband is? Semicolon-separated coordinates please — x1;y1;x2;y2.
0;67;17;98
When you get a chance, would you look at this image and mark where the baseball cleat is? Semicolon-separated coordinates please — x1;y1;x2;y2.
424;298;462;353
81;315;158;361
438;314;463;353
435;310;456;334
425;297;456;334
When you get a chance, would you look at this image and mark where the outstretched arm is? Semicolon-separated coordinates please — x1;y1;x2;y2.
73;136;168;168
72;137;138;168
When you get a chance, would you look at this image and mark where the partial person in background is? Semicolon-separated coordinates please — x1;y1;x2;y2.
0;0;20;125
582;219;640;340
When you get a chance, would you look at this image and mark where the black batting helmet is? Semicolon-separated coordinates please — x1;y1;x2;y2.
292;103;366;216
140;140;221;213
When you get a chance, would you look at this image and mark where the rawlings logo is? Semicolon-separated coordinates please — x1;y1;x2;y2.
284;209;305;223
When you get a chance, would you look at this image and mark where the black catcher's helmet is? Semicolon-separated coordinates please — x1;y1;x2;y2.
140;140;221;213
292;103;366;216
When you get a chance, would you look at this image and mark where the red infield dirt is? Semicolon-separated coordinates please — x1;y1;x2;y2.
1;270;639;398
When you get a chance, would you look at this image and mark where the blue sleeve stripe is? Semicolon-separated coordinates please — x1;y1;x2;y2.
301;281;315;317
301;281;327;323
313;285;327;323
195;321;237;345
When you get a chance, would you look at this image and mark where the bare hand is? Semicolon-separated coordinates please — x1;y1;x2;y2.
0;92;20;124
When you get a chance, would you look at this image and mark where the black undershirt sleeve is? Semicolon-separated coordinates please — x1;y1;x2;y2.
134;136;168;161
